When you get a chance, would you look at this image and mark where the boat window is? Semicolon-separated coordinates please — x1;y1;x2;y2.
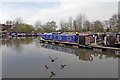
67;36;71;41
58;36;62;40
117;34;120;42
50;35;52;39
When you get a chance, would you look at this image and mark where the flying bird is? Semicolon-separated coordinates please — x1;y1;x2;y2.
49;71;56;78
44;65;49;69
60;64;67;69
49;56;58;62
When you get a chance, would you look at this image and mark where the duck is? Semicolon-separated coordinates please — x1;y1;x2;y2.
60;64;67;69
49;56;58;62
44;65;49;69
49;71;56;78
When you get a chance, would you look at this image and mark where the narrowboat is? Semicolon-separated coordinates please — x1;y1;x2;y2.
40;33;95;46
40;32;120;48
41;33;53;40
101;33;116;47
41;33;79;43
55;34;78;43
78;34;97;45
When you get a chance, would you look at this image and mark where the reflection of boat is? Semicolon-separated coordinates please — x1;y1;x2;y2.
45;43;78;55
77;50;93;61
40;43;94;61
40;43;120;61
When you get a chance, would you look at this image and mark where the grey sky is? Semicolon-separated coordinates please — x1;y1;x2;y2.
0;0;119;28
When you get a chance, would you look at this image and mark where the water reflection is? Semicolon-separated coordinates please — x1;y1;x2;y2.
40;43;120;61
2;38;119;78
1;37;35;54
2;38;120;60
1;37;33;48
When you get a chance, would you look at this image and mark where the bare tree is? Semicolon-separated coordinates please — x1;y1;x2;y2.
34;20;41;29
76;14;82;32
9;20;13;25
73;20;77;32
6;20;13;25
68;17;73;31
50;21;57;32
82;20;91;32
41;21;57;32
6;21;9;25
109;14;119;32
60;19;68;32
75;14;86;32
34;20;42;32
91;20;103;32
118;14;120;32
13;17;23;25
103;20;110;32
12;17;24;32
60;20;64;30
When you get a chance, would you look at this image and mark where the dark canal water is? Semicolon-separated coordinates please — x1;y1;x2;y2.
1;37;120;78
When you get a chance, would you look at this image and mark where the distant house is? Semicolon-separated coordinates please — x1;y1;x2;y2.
0;24;14;33
0;24;2;36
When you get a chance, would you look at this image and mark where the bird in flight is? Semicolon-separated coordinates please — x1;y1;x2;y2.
49;56;58;62
60;64;67;69
49;71;56;78
44;65;49;69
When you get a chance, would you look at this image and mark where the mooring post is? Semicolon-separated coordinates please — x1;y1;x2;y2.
94;35;97;45
104;36;107;45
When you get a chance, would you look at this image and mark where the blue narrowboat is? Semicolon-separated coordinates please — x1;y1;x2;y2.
40;33;96;46
42;33;56;40
41;33;51;40
55;34;78;43
11;32;17;37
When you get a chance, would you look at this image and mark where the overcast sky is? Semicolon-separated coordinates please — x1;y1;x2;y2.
0;0;119;28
